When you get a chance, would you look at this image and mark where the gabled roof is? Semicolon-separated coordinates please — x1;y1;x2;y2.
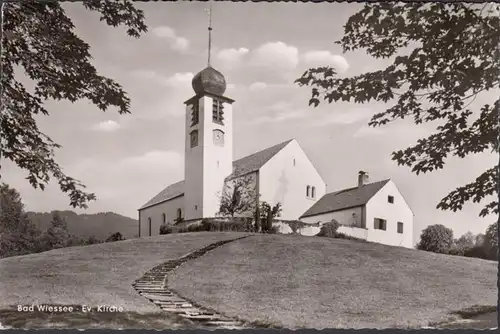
225;139;294;181
139;139;294;210
139;180;185;210
300;179;390;218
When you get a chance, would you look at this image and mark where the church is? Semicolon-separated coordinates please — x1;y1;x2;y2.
137;17;414;248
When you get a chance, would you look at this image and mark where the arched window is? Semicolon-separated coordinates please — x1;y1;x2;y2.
190;130;199;148
306;185;310;197
148;217;152;236
311;186;316;198
162;213;166;224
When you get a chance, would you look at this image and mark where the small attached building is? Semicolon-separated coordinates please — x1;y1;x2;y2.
300;171;414;248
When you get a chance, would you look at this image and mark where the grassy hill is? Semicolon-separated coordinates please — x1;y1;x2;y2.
168;234;497;329
0;232;248;329
0;232;495;329
27;210;139;241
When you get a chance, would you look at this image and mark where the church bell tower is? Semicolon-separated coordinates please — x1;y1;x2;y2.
183;6;234;220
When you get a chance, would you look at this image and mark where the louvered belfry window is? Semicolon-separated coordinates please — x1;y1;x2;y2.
212;99;224;124
191;100;199;126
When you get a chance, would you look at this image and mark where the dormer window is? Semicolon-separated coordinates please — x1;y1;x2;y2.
213;99;224;125
191;100;199;126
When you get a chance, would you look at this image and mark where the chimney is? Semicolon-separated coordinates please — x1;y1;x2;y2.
358;170;369;188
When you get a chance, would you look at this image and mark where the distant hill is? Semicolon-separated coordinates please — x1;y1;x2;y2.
26;211;139;241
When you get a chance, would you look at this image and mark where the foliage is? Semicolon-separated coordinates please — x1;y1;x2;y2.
105;232;124;242
159;224;173;235
484;222;499;260
0;183;42;257
85;236;101;245
40;212;72;250
2;0;147;209
451;231;476;256
317;219;341;238
259;202;282;233
286;220;307;234
218;175;257;218
295;3;500;219
417;224;454;254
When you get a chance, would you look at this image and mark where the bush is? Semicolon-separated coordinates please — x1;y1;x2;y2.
105;232;124;242
159;224;173;235
463;245;490;260
317;220;340;238
417;224;454;254
286;220;306;234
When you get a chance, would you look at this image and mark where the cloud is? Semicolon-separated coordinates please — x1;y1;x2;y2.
69;150;183;200
251;101;308;124
353;125;385;138
249;82;268;91
164;72;194;87
312;108;372;127
91;120;121;132
120;150;183;172
249;42;299;70
151;26;190;51
302;51;349;73
216;48;249;68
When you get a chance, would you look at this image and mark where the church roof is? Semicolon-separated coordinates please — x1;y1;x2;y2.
300;179;391;218
138;139;294;210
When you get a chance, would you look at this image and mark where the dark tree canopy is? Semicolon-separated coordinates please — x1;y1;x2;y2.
295;3;499;219
1;0;147;208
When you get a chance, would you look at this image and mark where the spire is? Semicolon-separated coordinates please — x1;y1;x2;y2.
205;3;213;67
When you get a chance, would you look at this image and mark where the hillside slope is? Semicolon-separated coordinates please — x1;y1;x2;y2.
168;234;497;329
27;211;138;240
0;232;247;313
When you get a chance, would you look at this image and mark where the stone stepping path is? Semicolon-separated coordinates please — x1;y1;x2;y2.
133;236;250;329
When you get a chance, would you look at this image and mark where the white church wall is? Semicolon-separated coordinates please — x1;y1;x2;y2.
139;195;185;237
220;172;258;217
364;181;414;248
184;101;204;221
259;140;326;221
201;97;233;218
301;207;363;227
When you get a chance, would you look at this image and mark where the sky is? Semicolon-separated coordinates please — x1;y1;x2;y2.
2;2;498;243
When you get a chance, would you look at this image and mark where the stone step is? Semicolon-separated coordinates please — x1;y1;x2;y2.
156;300;192;306
140;293;175;300
180;314;221;321
136;288;168;292
134;284;164;288
205;321;244;327
160;307;201;314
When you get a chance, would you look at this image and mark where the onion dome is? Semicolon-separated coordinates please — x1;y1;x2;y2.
191;65;226;96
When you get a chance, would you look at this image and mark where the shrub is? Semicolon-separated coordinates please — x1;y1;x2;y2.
105;232;124;242
159;224;173;235
200;218;252;232
463;245;490;260
317;219;340;238
287;220;306;234
417;224;454;254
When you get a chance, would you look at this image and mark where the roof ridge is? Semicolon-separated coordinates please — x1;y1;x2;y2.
233;138;294;163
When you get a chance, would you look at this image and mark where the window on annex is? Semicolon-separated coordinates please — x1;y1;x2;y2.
374;218;387;231
148;217;152;236
397;222;404;234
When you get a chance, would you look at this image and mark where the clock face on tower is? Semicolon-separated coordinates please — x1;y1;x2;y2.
213;129;225;146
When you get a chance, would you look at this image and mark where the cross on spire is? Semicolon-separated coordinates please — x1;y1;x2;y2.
205;3;213;67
